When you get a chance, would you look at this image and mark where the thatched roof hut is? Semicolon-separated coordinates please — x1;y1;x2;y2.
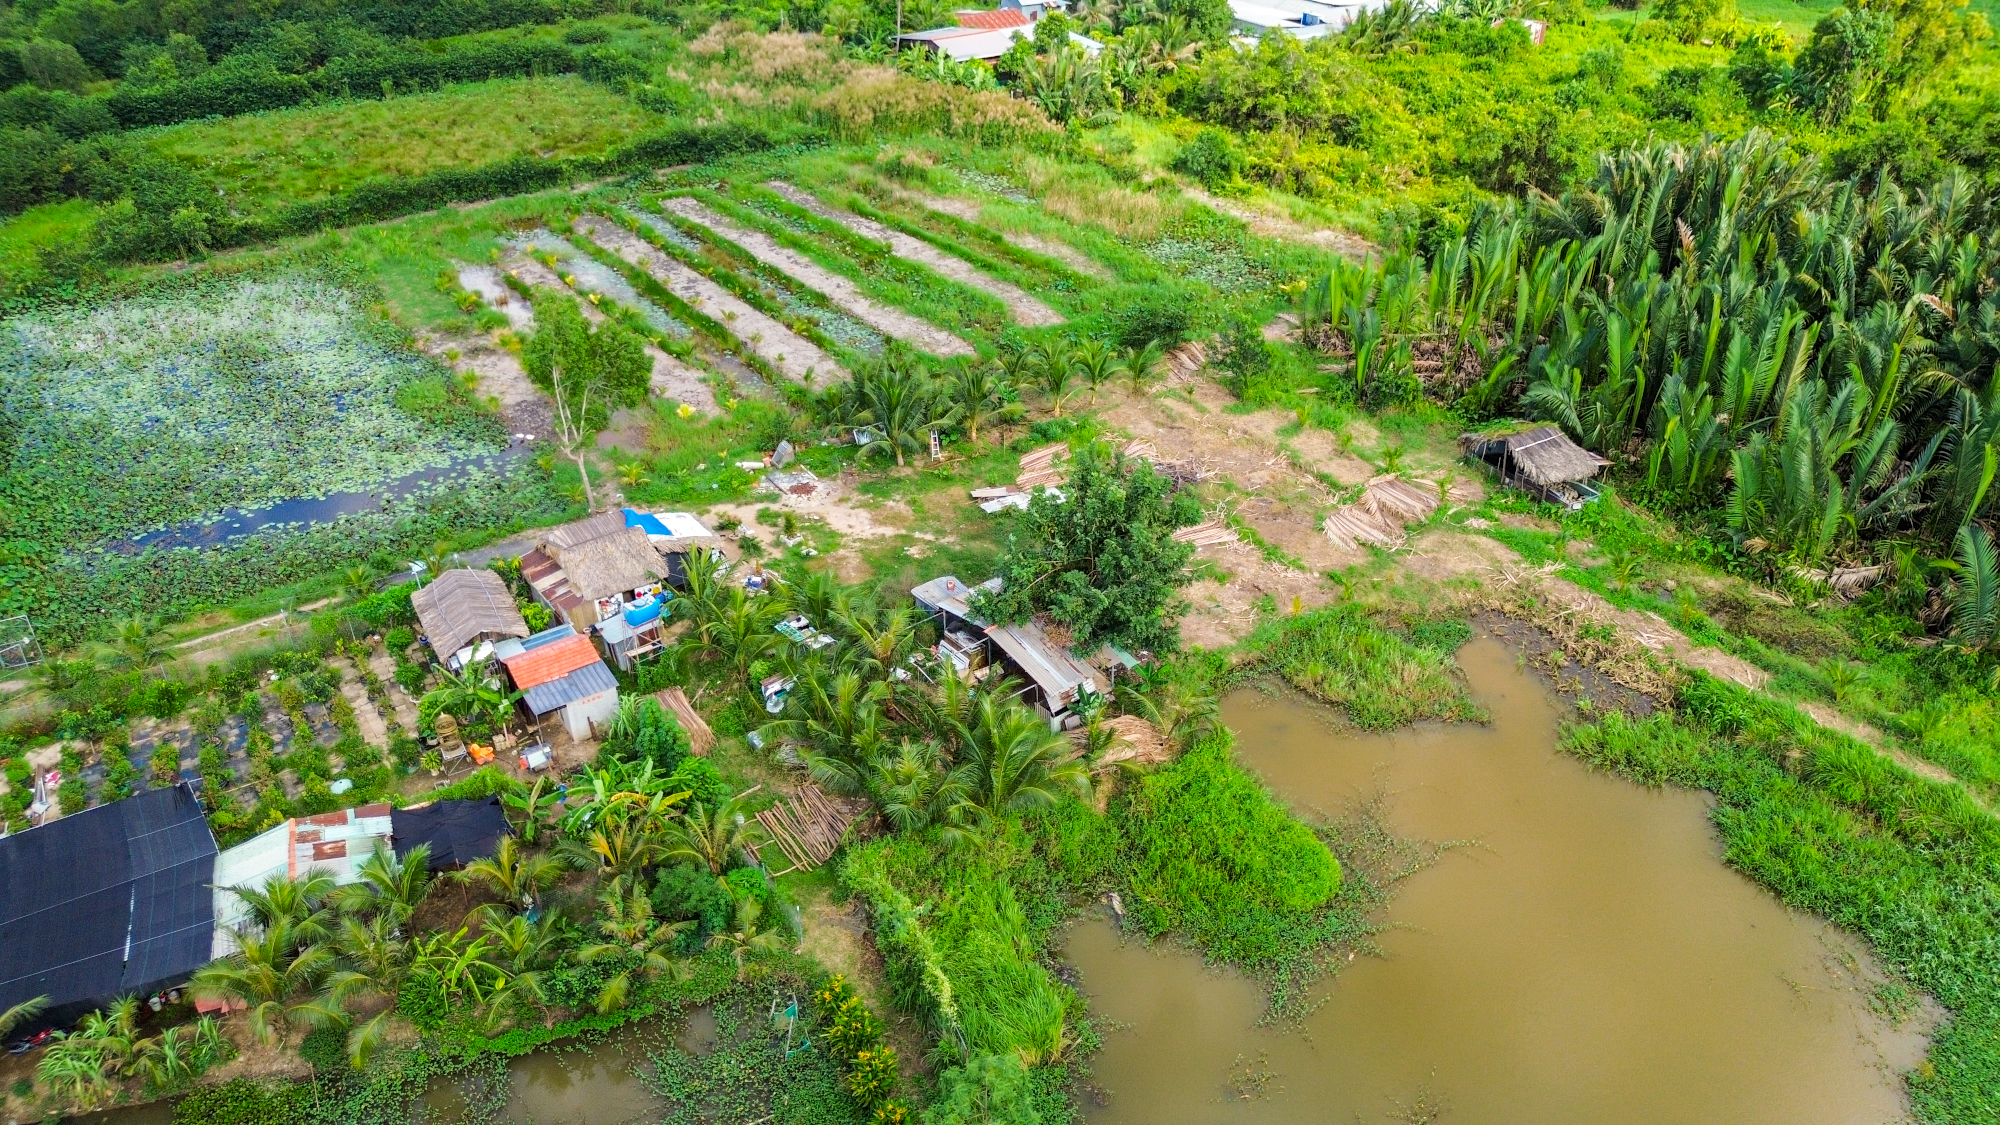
1460;426;1609;509
549;526;666;601
410;568;530;663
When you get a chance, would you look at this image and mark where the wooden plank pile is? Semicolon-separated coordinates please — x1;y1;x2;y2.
1322;474;1443;551
1015;442;1069;490
1161;339;1208;385
655;687;714;756
754;783;864;873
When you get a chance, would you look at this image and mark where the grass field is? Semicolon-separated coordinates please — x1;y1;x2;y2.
144;76;665;219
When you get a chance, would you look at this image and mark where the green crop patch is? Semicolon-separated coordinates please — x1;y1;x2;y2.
145;76;665;220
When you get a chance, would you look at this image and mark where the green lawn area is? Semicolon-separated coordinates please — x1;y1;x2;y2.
0;198;98;290
142;75;665;219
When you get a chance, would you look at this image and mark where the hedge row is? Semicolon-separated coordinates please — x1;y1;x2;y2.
108;36;581;129
230;121;804;244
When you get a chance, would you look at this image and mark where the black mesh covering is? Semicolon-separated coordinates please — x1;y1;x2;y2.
391;799;508;870
0;785;217;1029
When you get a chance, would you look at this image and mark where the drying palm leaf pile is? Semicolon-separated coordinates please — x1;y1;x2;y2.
1323;475;1443;550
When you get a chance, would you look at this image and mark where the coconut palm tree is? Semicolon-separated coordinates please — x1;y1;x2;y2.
953;695;1090;818
0;994;47;1039
458;836;565;909
579;877;695;1012
228;870;338;944
867;739;974;834
708;892;789;980
1121;339;1165;396
189;919;337;1046
952;360;1022;446
1073;338;1119;405
336;842;433;923
99;617;170;680
667;801;760;876
1032;340;1079;416
320;913;411;1066
559;813;664;880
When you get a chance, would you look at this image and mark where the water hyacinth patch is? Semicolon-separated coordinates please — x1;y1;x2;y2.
0;277;502;545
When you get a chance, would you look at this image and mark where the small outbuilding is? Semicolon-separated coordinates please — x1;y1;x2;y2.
911;575;1106;728
496;625;620;741
1460;426;1609;510
390;798;508;871
209;804;395;957
410;568;531;671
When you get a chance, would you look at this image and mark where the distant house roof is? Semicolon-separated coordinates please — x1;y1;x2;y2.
501;630;605;691
894;24;1099;60
955;7;1030;26
391;799;508;870
551;526;665;602
987;621;1101;707
0;785;217;1027
520;659;620;716
211;804;393;956
410;569;530;662
1461;426;1609;487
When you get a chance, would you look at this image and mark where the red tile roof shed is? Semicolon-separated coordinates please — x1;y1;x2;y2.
499;633;604;691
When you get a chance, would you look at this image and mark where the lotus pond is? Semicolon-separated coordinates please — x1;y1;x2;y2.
0;276;505;548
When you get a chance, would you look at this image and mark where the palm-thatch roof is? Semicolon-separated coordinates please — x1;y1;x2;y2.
409;569;530;659
550;526;665;601
1461;426;1607;487
545;511;628;551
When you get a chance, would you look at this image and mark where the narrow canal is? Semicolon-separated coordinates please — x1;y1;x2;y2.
1064;635;1931;1125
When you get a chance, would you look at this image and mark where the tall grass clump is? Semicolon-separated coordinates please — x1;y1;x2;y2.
1563;675;2000;1121
1248;605;1481;728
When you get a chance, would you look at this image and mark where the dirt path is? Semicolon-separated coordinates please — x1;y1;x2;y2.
504;255;718;414
766;182;1065;327
338;660;390;748
574;214;844;387
367;649;423;732
1180;185;1379;259
661;197;977;358
891;187;1115;280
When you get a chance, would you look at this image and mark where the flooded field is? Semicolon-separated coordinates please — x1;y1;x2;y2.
414;1024;673;1125
1067;636;1931;1125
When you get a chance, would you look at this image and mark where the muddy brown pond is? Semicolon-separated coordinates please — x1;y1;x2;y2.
1065;636;1931;1125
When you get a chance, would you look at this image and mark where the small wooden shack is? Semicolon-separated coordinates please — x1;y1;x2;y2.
1460;426;1609;510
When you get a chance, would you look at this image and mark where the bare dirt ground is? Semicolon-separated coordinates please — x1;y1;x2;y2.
337;659;390;749
415;319;552;439
663;196;977;358
366;649;422;732
575;214;844;387
1180;185;1380;260
893;188;1116;280
767;182;1065;327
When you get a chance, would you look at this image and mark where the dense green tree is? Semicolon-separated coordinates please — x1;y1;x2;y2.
976;444;1201;653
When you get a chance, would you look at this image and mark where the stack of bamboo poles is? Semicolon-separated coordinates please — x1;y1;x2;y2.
755;784;862;874
1016;443;1069;490
1172;521;1241;547
655;688;714;756
1323;475;1443;550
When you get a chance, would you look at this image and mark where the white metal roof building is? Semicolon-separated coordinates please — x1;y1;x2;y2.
209;805;395;956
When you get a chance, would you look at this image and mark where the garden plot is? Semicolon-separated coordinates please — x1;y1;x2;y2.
503;235;717;413
662;197;976;358
884;186;1114;281
764;182;1064;327
0;276;501;546
574;214;845;387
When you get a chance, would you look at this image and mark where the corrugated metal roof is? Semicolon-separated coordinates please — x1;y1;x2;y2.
521;660;619;715
985;621;1098;707
210;805;394;956
501;632;604;691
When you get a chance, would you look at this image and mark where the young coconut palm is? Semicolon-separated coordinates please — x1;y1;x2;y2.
228;870;338;944
189;919;336;1046
953;695;1090;820
668;802;761;876
322;913;412;1066
459;836;565;909
709;892;789;981
579;877;695;1012
0;994;48;1039
337;842;433;924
